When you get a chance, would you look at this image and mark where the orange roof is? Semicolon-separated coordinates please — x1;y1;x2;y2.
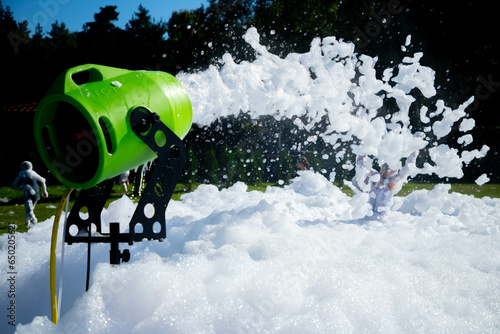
3;102;39;113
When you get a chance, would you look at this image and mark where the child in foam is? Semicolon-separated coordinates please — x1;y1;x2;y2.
11;161;48;228
355;133;424;216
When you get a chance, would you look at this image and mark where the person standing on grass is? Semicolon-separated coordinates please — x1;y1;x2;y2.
11;161;48;228
119;170;130;192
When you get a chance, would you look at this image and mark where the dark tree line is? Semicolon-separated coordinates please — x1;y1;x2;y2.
1;0;498;185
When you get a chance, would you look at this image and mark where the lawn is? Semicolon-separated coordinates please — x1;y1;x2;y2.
0;183;190;235
1;181;499;235
339;182;500;198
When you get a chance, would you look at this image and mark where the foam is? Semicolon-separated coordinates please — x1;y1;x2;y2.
178;28;488;181
3;28;497;333
2;173;499;333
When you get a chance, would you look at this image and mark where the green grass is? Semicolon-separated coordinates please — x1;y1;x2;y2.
339;182;500;198
0;184;128;235
398;182;500;198
0;182;197;235
1;181;499;235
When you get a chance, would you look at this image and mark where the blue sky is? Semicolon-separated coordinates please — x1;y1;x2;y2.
4;0;209;35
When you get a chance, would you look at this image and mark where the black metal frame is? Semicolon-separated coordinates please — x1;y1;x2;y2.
65;107;187;266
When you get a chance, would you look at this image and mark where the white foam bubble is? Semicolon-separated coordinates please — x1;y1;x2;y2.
4;174;500;334
178;28;486;180
475;173;490;186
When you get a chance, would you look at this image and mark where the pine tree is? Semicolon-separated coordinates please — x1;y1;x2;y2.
126;5;168;69
78;6;120;65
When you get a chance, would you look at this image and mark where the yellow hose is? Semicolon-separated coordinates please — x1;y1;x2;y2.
50;188;74;324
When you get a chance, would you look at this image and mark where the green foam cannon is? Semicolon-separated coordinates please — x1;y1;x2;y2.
34;64;192;189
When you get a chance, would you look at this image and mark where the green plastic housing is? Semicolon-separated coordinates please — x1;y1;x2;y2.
34;64;192;189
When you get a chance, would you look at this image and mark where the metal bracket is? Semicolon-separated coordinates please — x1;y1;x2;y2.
64;106;187;265
128;106;187;242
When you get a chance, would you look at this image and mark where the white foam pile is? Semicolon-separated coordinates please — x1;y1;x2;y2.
2;173;500;333
2;28;498;333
